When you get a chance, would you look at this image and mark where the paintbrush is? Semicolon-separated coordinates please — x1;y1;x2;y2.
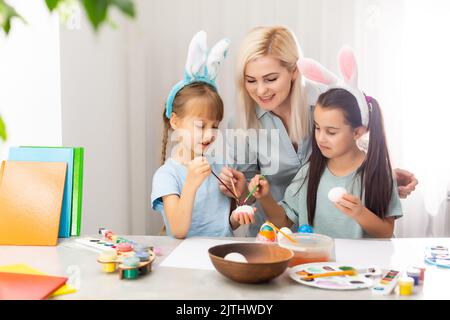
265;221;298;244
300;269;357;280
210;170;240;203
242;175;265;205
202;150;241;205
230;176;240;205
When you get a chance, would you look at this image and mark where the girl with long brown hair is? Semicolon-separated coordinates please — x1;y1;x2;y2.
236;47;403;238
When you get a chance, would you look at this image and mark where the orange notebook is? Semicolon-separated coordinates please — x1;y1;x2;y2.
0;272;68;300
0;161;67;246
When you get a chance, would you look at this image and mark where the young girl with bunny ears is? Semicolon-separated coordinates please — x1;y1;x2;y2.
238;46;403;239
151;31;249;239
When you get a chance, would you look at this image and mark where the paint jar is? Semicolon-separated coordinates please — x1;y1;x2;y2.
278;233;335;267
98;251;118;273
116;243;133;253
122;257;141;280
132;243;149;252
406;268;420;286
413;266;426;284
398;276;414;296
135;251;150;262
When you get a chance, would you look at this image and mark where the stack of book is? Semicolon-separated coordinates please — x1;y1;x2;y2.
0;147;84;246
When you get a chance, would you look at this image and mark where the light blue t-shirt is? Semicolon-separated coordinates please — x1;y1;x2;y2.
151;157;233;238
279;163;403;239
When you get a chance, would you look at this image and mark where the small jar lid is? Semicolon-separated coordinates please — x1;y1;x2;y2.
123;256;140;267
117;243;133;252
406;267;420;276
98;251;117;262
399;276;414;284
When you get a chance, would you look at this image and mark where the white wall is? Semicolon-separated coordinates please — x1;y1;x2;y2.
0;0;62;159
59;10;132;235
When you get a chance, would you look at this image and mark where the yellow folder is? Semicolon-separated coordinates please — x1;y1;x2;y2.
0;161;67;246
0;264;76;297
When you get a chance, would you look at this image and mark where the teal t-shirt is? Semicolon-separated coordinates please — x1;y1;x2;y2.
279;163;403;239
151;157;233;238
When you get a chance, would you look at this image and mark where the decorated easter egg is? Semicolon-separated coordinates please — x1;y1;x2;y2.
277;227;293;242
256;223;277;243
298;224;314;233
224;252;248;263
327;187;347;203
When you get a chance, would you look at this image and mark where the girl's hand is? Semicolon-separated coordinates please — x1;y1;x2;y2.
248;175;269;199
231;207;257;225
186;156;211;190
219;167;246;199
335;193;364;219
394;168;418;199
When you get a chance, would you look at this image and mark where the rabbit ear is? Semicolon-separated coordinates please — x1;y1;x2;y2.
338;45;358;87
298;58;339;85
185;30;208;78
206;38;230;81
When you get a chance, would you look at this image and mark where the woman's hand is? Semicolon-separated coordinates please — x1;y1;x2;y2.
219;166;246;199
394;168;418;199
335;193;364;219
186;156;211;190
248;175;269;199
231;207;257;225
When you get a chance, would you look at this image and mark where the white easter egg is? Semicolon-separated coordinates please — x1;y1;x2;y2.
235;205;254;216
328;187;347;203
224;252;248;263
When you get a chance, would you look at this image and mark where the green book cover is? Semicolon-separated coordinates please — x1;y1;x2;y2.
71;147;84;236
20;146;84;236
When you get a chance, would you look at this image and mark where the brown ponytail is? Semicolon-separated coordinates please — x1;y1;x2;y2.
357;98;393;219
161;109;171;165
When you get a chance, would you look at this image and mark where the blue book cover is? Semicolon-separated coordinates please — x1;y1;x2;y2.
8;147;74;238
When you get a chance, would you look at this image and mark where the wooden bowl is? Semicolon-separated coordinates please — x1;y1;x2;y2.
208;243;294;284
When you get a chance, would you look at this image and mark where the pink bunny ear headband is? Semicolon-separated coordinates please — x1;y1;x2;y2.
298;46;371;127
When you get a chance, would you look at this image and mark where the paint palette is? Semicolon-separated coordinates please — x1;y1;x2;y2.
424;245;450;268
289;262;379;290
75;237;119;252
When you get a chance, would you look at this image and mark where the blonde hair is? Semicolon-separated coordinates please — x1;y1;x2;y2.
236;25;310;143
161;82;224;164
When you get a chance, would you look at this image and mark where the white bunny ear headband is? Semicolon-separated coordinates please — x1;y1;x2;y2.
165;31;231;119
298;46;371;127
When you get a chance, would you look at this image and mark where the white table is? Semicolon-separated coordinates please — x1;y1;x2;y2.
0;236;449;300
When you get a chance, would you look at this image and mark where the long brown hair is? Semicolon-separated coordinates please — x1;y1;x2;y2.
161;82;224;164
305;88;393;225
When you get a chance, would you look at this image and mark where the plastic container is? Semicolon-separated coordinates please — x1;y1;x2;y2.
278;233;335;267
398;276;414;296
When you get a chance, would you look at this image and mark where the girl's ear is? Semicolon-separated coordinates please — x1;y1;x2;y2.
353;126;367;140
169;113;179;130
338;45;358;87
297;58;339;85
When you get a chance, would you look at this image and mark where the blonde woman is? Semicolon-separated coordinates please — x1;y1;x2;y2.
219;26;418;236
